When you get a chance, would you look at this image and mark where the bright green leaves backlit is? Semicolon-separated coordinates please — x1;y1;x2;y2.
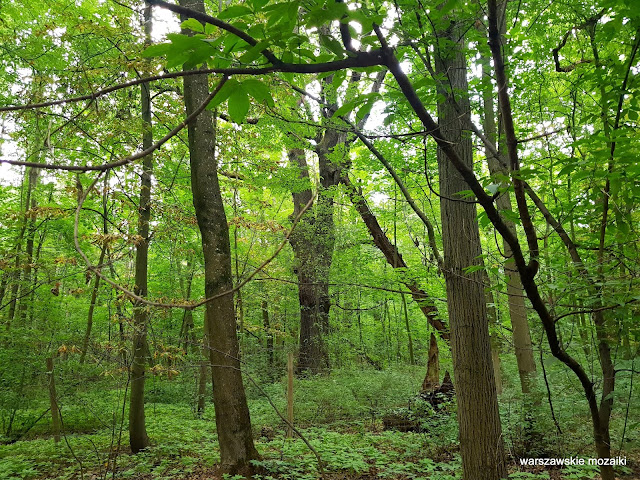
208;78;274;123
142;32;220;69
332;91;382;123
140;0;392;73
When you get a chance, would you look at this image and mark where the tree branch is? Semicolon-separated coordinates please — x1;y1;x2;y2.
1;77;228;172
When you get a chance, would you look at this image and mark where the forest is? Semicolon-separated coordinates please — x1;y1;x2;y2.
0;0;638;479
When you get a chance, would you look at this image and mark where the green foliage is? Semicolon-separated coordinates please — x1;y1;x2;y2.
1;0;640;479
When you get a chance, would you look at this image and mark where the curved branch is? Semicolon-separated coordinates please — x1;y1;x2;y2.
0;53;384;113
2;77;227;172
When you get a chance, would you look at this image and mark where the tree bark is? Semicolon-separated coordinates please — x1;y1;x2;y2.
129;4;153;454
262;299;274;367
46;357;60;443
179;0;259;470
288;148;331;374
17;166;39;323
401;293;415;365
434;20;506;480
80;244;106;364
480;3;537;395
422;333;440;392
6;167;37;326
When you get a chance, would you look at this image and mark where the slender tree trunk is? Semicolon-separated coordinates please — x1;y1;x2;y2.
129;4;153;453
484;271;503;395
80;245;106;364
17;166;39;323
341;177;447;337
6;169;35;326
262;299;274;367
480;9;537;394
435;20;506;480
28;212;48;325
106;247;127;364
179;0;259;470
46;357;60;443
401;293;415;365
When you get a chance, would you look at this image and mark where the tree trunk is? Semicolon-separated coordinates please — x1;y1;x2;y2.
401;293;415;365
80;244;106;364
435;21;506;480
422;333;440;392
106;247;127;364
341;177;448;338
484;271;503;395
262;299;274;367
46;357;60;443
179;0;259;470
17;166;39;323
288;148;331;374
6;167;36;327
129;4;153;453
480;10;537;393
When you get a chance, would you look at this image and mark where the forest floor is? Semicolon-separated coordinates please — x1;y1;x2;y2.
1;366;639;480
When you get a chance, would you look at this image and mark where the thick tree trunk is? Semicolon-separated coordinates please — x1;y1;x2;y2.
435;22;506;480
129;5;153;454
288;148;331;374
179;0;259;470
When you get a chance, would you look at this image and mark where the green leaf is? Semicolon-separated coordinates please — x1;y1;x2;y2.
218;5;253;20
181;18;204;33
477;211;491;228
205;23;217;35
228;88;250;123
486;183;500;195
355;98;376;124
238;40;270;64
333;98;361;117
463;264;485;274
250;0;270;9
331;69;347;88
242;79;274;107
208;79;239;109
141;43;172;58
320;34;345;57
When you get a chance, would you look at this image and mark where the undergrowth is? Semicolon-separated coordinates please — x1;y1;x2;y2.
0;364;637;479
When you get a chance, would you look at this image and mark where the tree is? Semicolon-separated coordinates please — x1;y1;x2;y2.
178;0;259;471
1;1;637;479
432;12;506;479
129;3;153;454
